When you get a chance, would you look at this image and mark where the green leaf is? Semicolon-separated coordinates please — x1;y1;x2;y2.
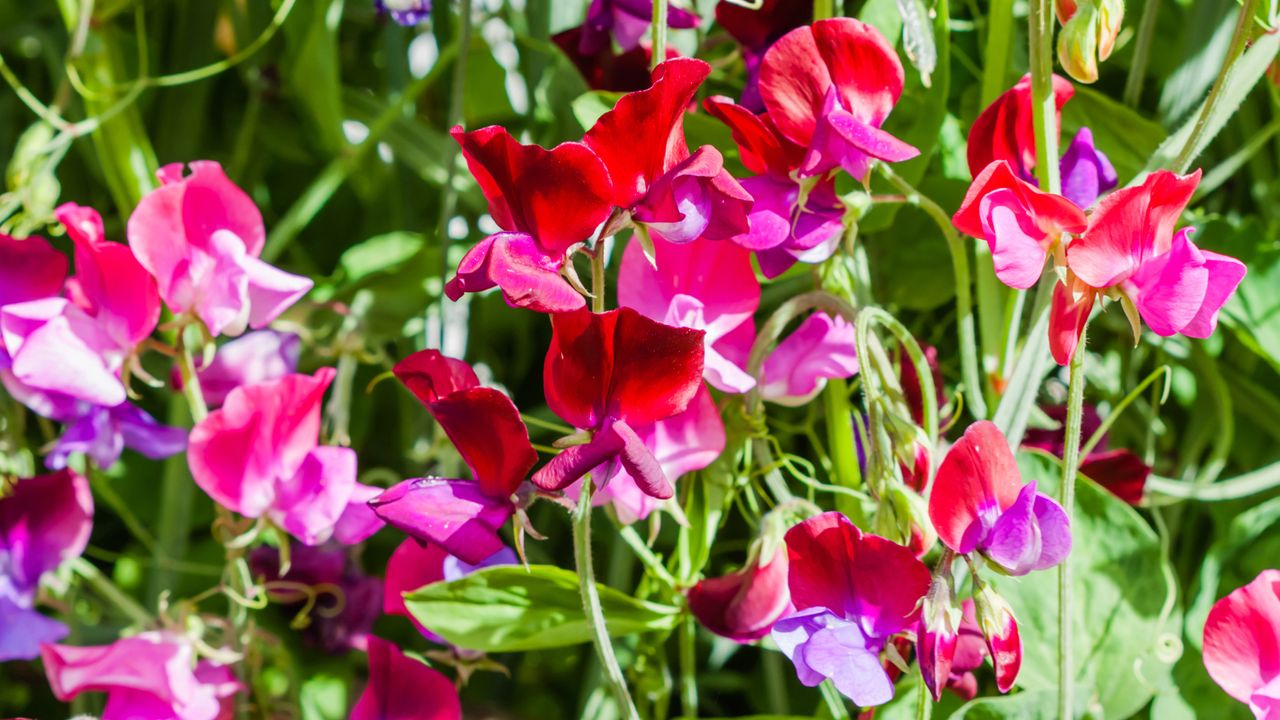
571;90;623;132
950;691;1058;719
299;674;347;720
339;232;426;283
282;0;348;156
403;564;681;652
1198;217;1280;372
1061;86;1165;184
987;451;1179;719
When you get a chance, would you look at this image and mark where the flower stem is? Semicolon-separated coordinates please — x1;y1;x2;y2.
1028;0;1060;193
434;0;473;349
575;478;641;720
980;0;1016;104
651;0;668;71
70;557;152;626
1171;0;1257;174
177;335;208;423
1123;0;1161;107
591;243;607;313
1057;325;1087;720
679;613;698;718
916;677;933;720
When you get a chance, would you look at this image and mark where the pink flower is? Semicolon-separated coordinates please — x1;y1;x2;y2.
187;369;381;545
384;538;516;644
370;351;537;564
42;632;240;720
759;312;859;406
757;18;918;181
444;126;614;313
928;421;1071;576
532;307;705;500
1203;569;1280;719
0;469;92;661
771;512;930;707
350;636;462;720
953;161;1088;290
127;161;312;337
584;58;753;244
1060;169;1246;361
688;534;793;643
184;329;301;407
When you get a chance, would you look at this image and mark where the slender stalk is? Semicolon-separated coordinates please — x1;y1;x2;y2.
591;243;607;313
813;0;836;21
1171;0;1258;174
878;165;987;419
651;0;668;71
435;0;473;349
575;479;642;720
916;678;933;720
1028;0;1061;193
177;336;208;422
679;614;698;718
1056;326;1087;720
1123;0;1161;106
70;557;152;626
1147;462;1280;501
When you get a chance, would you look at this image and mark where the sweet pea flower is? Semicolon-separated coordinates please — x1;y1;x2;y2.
184;329;301;407
758;18;919;181
127;161;312;337
42;632;240;720
771;512;930;707
953;161;1088;290
577;0;700;56
1059;127;1118;208
967;74;1074;181
580;385;725;523
374;0;431;26
929;421;1071;576
918;576;961;701
715;0;813;111
249;542;382;653
584;58;753;244
351;636;462;720
688;532;793;643
187;369;382;546
44;400;187;471
1203;569;1280;719
370;350;536;564
1023;404;1151;505
532;307;705;500
759;312;859;406
0;469;92;661
384;538;516;643
444;126;614;313
618;235;759;392
1059;169;1246;363
704;95;845;276
554;25;675;92
972;583;1022;692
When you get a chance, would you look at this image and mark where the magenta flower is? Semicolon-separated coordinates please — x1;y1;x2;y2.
771;512;930;706
1203;569;1280;718
384;538;516;643
758;18;919;181
444;126;614;313
127;161;312;337
187;369;381;545
44;400;187;471
369;350;536;564
703;96;845;277
618;235;759;393
350;636;462;720
928;421;1071;576
578;0;700;55
1062;169;1246;353
688;537;793;643
249;542;382;654
953;161;1088;290
919;595;989;701
759;312;859;406
0;469;92;661
531;307;705;500
585;58;753;244
42;632;240;720
578;384;725;523
185;329;301;407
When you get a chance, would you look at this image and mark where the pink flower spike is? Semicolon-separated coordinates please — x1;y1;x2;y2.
0;233;67;308
350;636;462;720
1203;569;1280;718
42;632;239;720
127;161;312;336
760;312;858;406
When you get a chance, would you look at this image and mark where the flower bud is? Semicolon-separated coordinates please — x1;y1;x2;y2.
1057;0;1125;84
918;576;962;701
972;583;1022;693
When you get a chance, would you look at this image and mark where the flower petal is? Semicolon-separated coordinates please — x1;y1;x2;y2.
393;349;480;405
429;387;537;499
928;421;1024;554
369;478;513;565
760;313;858;406
350;636;462;720
0;233;67;308
445;232;586;313
1204;570;1280;706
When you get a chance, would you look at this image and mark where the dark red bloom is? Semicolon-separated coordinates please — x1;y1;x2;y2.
1023;404;1151;505
532;307;704;499
967;74;1074;181
688;540;793;643
444;126;614;312
715;0;813;110
554;26;676;92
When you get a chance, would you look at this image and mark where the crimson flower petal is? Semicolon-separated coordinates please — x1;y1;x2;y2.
1048;279;1094;366
703;96;806;176
928;421;1024;554
56;203;160;347
1079;449;1149;505
351;636;462;720
966;74;1073;179
0;234;67;308
445;232;586;313
607;307;706;425
689;545;793;642
953;160;1087;241
429;387;537;499
393;349;480;405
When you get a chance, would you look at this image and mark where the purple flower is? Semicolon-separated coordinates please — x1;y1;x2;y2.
579;0;700;56
1058;127;1117;208
0;470;94;661
374;0;432;26
180;329;301;408
44;401;187;471
249;542;382;654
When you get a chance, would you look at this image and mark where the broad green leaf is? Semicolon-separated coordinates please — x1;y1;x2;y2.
1061;86;1165;184
403;564;681;652
1198;217;1280;372
339;232;426;283
988;451;1178;720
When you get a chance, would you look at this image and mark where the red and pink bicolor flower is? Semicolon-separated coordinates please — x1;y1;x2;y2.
972;582;1022;693
770;512;931;707
444;126;615;313
715;0;812;111
929;421;1072;576
532;307;705;500
370;350;538;565
127;161;312;338
350;636;462;720
187;369;383;546
584;58;753;244
1203;569;1280;719
688;525;794;643
758;18;919;181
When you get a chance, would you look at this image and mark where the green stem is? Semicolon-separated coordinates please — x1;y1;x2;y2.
916;677;933;720
651;0;668;71
70;557;152;626
1123;0;1161;107
980;0;1016;104
679;613;698;718
614;521;678;588
1171;0;1257;174
591;243;607;313
1147;462;1280;501
177;333;209;423
1057;325;1087;720
878;164;987;419
326;289;373;447
1028;0;1061;193
819;681;851;720
575;479;641;720
813;0;836;21
435;0;472;349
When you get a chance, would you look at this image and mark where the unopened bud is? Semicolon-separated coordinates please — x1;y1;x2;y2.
918;575;961;701
972;583;1022;693
1057;0;1125;84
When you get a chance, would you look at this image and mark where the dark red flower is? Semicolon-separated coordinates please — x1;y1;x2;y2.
688;540;793;643
554;26;676;92
967;74;1074;181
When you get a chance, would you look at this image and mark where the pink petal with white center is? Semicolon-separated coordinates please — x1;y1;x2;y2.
760;313;858;406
